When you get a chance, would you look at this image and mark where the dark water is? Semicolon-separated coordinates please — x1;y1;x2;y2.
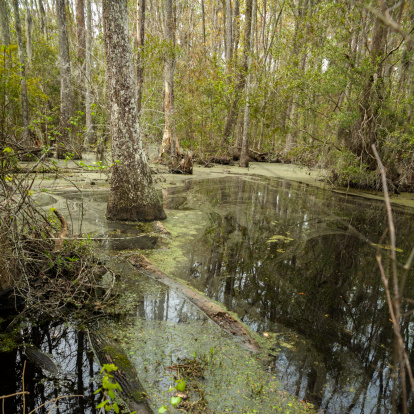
155;176;414;413
0;317;101;413
2;176;414;413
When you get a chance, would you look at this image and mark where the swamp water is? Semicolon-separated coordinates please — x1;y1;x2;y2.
1;175;414;413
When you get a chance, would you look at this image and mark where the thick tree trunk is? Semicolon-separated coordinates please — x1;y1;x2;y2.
0;0;10;46
12;0;30;147
102;0;166;222
76;0;86;62
159;0;179;162
136;0;145;115
56;0;75;159
350;16;386;168
84;0;93;150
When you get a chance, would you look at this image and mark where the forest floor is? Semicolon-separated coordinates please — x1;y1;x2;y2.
25;151;414;210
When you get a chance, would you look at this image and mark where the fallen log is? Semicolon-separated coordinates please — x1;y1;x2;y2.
89;330;154;414
128;254;261;353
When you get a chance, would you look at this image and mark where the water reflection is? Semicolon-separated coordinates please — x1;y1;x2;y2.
159;177;414;413
0;316;100;413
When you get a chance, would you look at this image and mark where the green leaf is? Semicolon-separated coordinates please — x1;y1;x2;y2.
113;402;119;413
170;396;182;407
108;389;115;399
96;399;110;409
175;380;186;392
158;405;168;413
93;388;102;395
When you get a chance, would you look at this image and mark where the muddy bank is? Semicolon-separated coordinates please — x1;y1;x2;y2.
23;152;414;210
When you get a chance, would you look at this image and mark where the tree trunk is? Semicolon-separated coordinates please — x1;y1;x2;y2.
0;0;10;46
24;0;33;65
84;0;93;150
136;0;145;115
76;0;86;62
225;0;232;63
222;0;253;145
102;0;166;222
233;0;240;61
38;0;47;38
12;0;30;148
239;0;257;167
201;0;206;48
56;0;75;159
159;0;179;163
350;15;386;168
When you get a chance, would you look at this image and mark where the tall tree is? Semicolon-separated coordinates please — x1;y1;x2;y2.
136;0;145;114
159;0;180;162
0;0;10;46
225;0;232;63
239;0;257;167
84;0;93;150
38;0;47;38
12;0;30;147
56;0;75;158
24;0;33;65
102;0;166;221
76;0;86;62
222;0;253;144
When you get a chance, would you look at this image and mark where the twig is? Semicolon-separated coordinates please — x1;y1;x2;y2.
27;395;83;414
372;144;414;413
22;360;26;414
0;391;30;399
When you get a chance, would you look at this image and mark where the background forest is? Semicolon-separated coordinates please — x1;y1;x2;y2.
1;0;414;190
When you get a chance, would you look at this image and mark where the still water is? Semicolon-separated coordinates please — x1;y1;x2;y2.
146;176;414;413
1;175;413;413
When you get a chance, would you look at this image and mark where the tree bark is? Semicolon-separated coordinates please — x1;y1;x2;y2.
24;0;33;65
136;0;145;115
12;0;30;147
102;0;166;222
225;0;232;63
84;0;92;150
76;0;86;62
159;0;179;162
201;0;206;48
38;0;47;38
0;0;10;46
56;0;75;159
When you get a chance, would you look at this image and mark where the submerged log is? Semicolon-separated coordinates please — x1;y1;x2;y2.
128;254;260;353
25;345;59;374
231;146;268;162
89;331;154;414
208;156;234;165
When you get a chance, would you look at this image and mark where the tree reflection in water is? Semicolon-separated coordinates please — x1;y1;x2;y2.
162;176;414;413
0;318;100;414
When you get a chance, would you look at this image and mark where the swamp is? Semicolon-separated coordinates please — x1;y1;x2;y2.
2;0;414;413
